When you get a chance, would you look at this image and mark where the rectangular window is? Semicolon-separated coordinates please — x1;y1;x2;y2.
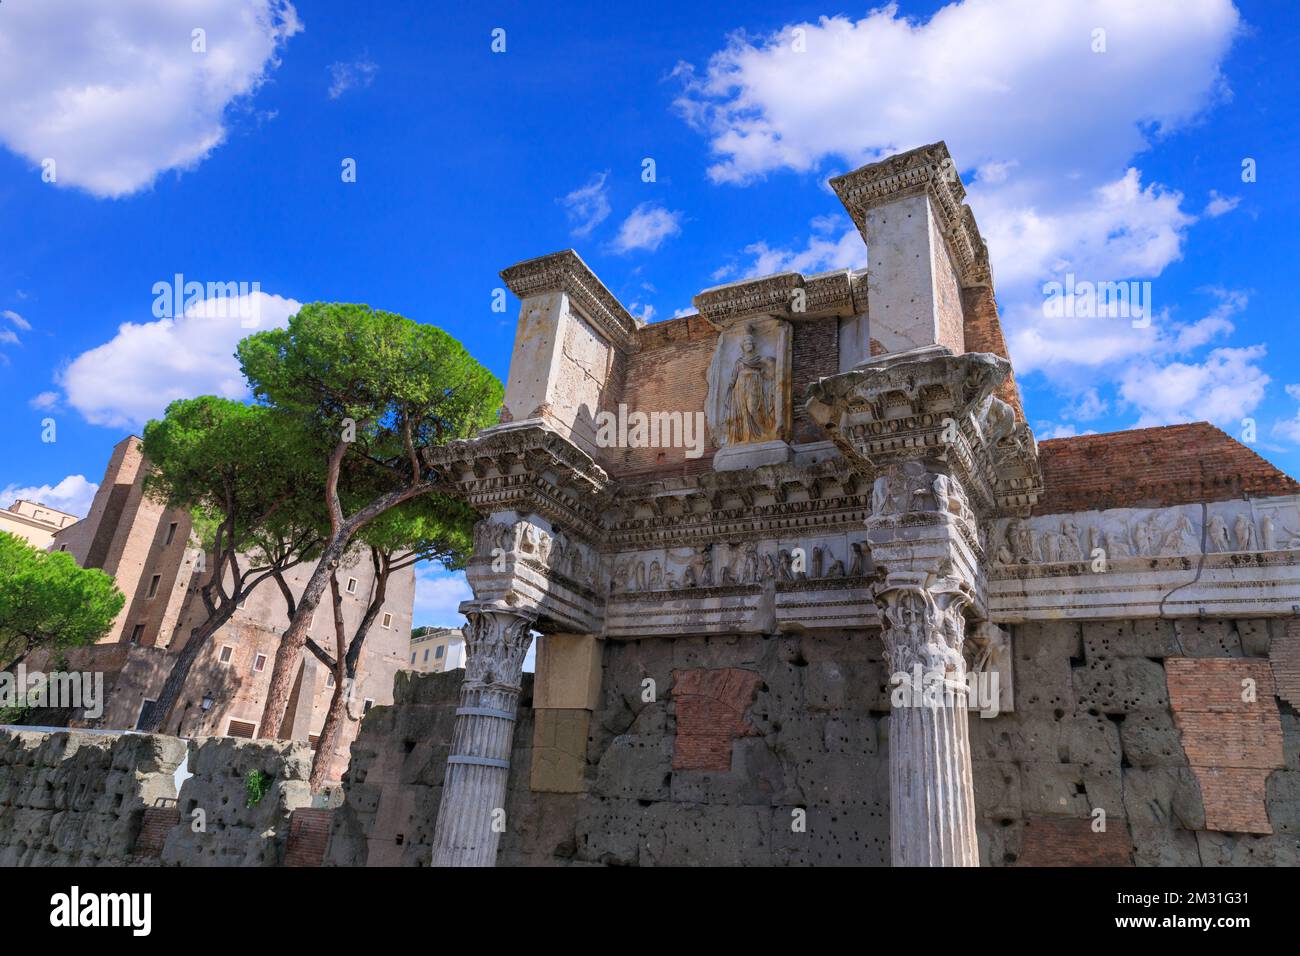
165;522;178;546
227;719;256;739
410;652;416;665
435;645;445;659
147;574;161;598
346;577;358;594
363;699;374;715
423;648;429;662
219;645;233;664
129;624;146;644
253;654;267;673
308;734;320;750
59;543;68;551
381;612;393;629
326;673;335;688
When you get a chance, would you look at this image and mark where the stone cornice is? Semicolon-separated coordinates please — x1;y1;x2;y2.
806;347;1043;517
693;268;867;328
829;141;992;288
500;249;641;353
605;459;869;548
423;421;612;541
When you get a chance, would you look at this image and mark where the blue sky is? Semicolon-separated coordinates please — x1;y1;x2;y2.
2;0;1298;627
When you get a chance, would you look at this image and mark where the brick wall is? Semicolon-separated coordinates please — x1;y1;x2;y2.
134;806;180;857
671;667;763;771
1034;423;1300;515
791;319;839;444
1166;657;1285;834
284;807;334;866
961;285;1024;420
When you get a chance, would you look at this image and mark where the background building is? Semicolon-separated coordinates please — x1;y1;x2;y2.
408;626;463;673
35;435;415;785
0;499;78;549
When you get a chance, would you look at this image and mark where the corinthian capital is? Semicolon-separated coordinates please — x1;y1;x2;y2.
461;604;537;692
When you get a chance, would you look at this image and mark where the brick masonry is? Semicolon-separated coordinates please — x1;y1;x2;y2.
284;807;334;867
1270;618;1300;707
1166;657;1285;834
134;806;180;858
671;667;763;772
1034;423;1300;515
1017;815;1134;866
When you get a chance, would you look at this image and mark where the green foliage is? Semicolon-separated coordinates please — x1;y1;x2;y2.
244;769;272;808
142;396;327;567
0;531;125;668
236;302;503;487
356;493;476;570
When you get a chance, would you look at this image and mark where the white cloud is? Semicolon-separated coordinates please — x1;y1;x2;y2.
558;171;612;238
719;215;866;280
1065;388;1109;422
58;290;301;429
412;564;472;628
3;310;30;331
0;475;98;519
1272;384;1300;445
1204;190;1241;217
675;0;1243;395
327;55;378;99
628;302;656;323
611;203;683;253
28;391;59;411
1119;345;1269;428
0;0;301;198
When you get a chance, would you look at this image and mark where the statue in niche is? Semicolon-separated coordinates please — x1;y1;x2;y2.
848;542;865;576
722;326;778;445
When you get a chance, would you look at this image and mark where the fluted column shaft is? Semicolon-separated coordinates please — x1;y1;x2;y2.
430;606;535;867
877;584;979;866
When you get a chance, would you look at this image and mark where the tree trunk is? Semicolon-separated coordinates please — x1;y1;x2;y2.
140;611;227;733
308;680;350;792
257;534;349;738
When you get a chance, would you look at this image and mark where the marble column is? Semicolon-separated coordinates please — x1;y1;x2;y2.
430;604;535;867
874;577;980;867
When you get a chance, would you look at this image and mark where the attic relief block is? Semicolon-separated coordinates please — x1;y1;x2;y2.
992;498;1300;567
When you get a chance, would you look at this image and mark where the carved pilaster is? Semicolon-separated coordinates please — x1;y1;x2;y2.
430;604;536;867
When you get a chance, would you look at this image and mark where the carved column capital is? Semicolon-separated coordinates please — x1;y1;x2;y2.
460;603;537;694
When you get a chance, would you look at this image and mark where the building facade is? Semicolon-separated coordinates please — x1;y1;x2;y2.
408;626;464;673
405;142;1300;867
41;436;414;785
0;499;79;550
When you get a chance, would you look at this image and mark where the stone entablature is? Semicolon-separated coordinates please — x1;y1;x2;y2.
500;249;642;354
692;269;867;327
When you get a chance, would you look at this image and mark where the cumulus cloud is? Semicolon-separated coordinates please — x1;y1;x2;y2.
412;565;472;628
675;0;1247;421
327;55;378;99
28;391;60;411
0;475;98;518
1271;384;1300;445
1204;190;1241;217
58;290;301;429
611;203;683;253
1119;345;1270;429
0;0;301;198
558;171;612;238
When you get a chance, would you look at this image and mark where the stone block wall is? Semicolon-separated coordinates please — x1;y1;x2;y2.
973;617;1300;867
162;737;315;866
0;729;184;866
0;729;318;866
329;615;1300;867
